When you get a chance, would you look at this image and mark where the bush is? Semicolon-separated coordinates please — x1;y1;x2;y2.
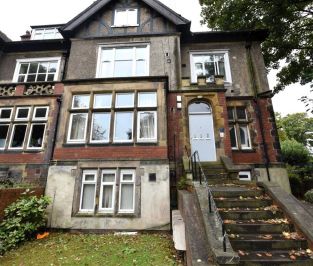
289;175;303;198
281;139;310;165
304;189;313;204
0;192;50;255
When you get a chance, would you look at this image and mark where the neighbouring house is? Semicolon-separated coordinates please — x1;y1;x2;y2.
0;0;290;231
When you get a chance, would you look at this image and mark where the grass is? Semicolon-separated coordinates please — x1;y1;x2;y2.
0;232;181;266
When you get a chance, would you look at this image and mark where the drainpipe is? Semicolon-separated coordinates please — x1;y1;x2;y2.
245;40;271;182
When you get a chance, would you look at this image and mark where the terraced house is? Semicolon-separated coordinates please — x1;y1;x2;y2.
0;0;290;234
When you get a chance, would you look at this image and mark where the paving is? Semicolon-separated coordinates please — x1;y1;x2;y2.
211;185;313;265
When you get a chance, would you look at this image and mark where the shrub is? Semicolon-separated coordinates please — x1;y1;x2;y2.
177;176;188;190
281;139;310;165
304;189;313;204
303;176;313;192
0;192;50;255
289;175;303;198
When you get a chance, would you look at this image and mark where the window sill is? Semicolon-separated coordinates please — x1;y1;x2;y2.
232;148;256;153
74;212;138;218
111;24;139;28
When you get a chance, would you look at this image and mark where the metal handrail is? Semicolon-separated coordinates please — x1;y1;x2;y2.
189;151;228;252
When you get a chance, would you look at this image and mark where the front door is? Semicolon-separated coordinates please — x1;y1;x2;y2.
188;102;216;161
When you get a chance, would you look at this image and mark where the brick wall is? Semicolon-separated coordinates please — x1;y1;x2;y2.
0;187;44;220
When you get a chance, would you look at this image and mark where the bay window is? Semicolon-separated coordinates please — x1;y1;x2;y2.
228;106;252;150
190;51;232;83
67;91;157;144
0;106;49;150
97;45;149;78
13;57;61;83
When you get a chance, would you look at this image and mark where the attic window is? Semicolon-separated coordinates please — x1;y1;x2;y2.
114;8;138;27
31;28;62;40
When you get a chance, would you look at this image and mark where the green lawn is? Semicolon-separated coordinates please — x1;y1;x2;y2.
0;232;181;266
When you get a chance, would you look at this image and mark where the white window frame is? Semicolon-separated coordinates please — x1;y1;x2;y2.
229;125;238;150
90;112;111;144
239;125;252;150
239;171;252;181
71;95;90;110
113;8;139;27
118;169;136;213
93;94;112;109
32;106;49;121
99;170;116;213
96;44;150;78
113;112;134;143
137;111;157;143
0;108;13;122
79;170;97;212
8;123;28;150
115;93;135;108
27;123;46;150
15;107;31;121
0;124;10;150
67;113;88;143
13;57;61;83
138;92;157;107
31;28;63;40
190;51;232;84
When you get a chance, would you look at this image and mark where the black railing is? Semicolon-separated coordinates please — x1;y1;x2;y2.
189;151;228;252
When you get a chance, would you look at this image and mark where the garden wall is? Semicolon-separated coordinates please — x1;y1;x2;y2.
0;187;44;220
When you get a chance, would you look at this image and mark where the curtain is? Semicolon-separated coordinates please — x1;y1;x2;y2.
102;185;113;209
140;112;155;139
120;184;134;210
81;184;95;210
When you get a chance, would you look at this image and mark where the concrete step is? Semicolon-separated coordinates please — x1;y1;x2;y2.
220;210;284;220
225;223;294;234
215;199;273;208
207;179;257;185
238;250;313;266
211;187;264;198
230;234;308;251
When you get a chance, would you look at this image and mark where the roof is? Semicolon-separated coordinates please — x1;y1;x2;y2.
61;0;190;35
182;29;269;43
0;31;11;43
31;24;65;29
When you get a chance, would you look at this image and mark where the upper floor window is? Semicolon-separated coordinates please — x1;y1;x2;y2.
190;51;232;84
114;9;138;27
67;91;157;144
31;28;62;40
13;57;61;83
97;45;149;78
0;106;49;151
228;106;251;150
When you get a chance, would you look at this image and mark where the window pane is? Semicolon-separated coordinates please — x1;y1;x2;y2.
48;62;57;73
94;94;112;108
16;108;29;119
230;127;237;148
0;109;12;119
120;184;134;210
122;174;133;181
138;92;157;107
115;48;133;60
28;124;45;148
116;93;134;107
216;55;225;77
19;64;29;74
10;125;27;148
204;61;215;82
237;107;247;120
81;184;95;210
29;63;38;74
139;112;156;140
136;60;146;76
101;49;114;61
69;113;87;141
0;125;9;148
103;173;115;182
38;63;48;73
227;107;234;120
47;74;55;81
72;95;90;109
18;75;25;82
85;174;95;181
101;185;113;209
195;62;203;77
114;10;125;26
114;60;133;77
114;112;133;141
26;74;36;82
100;62;112;77
34;107;48;119
136;47;146;60
188;102;212;113
91;113;110;142
240;126;250;148
37;74;46;82
127;9;138;25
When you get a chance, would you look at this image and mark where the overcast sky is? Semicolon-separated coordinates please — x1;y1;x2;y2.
0;0;311;116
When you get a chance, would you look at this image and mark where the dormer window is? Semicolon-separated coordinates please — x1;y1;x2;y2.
31;28;62;40
113;8;138;27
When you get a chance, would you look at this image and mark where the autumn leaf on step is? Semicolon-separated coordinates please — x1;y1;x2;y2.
283;231;291;239
238;250;246;256
224;219;236;224
265;252;272;257
229;234;236;239
259;234;273;240
290;255;297;260
256;253;263;257
306;249;312;254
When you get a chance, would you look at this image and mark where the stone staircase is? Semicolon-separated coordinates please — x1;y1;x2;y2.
211;184;313;265
201;162;229;180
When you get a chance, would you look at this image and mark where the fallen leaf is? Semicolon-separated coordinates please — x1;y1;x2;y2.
256;253;263;257
265;252;272;257
238;250;245;256
290;255;296;260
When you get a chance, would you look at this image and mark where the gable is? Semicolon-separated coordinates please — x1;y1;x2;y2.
61;0;190;38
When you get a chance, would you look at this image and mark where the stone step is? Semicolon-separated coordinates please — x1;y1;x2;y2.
215;199;273;208
207;179;257;185
220;210;284;220
238;250;313;266
211;187;264;198
225;223;294;234
230;234;308;251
